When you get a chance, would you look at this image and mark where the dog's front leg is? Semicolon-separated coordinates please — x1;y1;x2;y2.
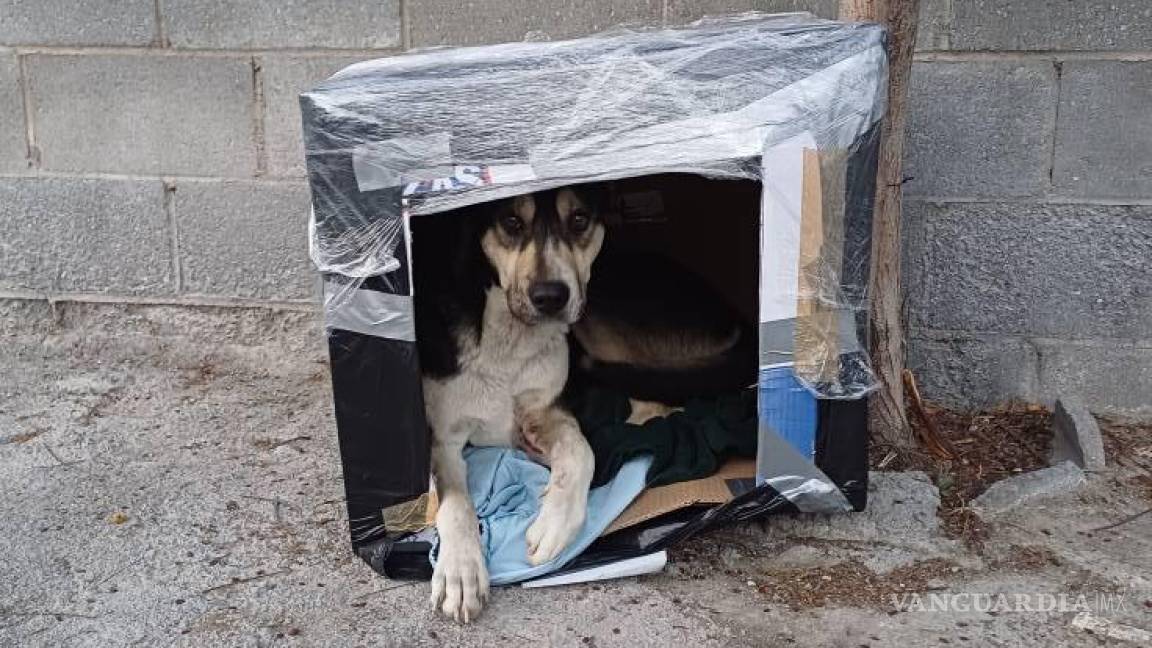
516;395;594;565
430;436;489;623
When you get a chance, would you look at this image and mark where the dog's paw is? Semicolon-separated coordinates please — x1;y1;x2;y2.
430;541;489;623
526;492;585;565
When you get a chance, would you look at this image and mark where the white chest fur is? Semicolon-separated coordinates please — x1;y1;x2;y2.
423;287;569;448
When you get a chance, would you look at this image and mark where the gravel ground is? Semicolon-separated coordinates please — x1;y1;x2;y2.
1;300;1150;647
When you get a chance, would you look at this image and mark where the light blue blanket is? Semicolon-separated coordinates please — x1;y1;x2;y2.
431;446;651;585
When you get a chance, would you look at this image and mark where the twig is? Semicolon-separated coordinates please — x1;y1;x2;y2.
200;569;290;595
93;555;142;587
352;581;421;600
39;441;64;465
45;460;86;469
240;495;297;523
996;419;1047;466
902;369;956;460
1087;507;1152;533
0;617;33;631
1;610;97;620
264;435;312;450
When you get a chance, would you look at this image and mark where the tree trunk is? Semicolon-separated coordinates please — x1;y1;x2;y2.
839;0;920;449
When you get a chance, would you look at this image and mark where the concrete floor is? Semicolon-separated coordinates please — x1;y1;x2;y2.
1;301;1150;647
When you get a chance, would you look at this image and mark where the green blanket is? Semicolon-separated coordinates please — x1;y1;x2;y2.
571;387;759;488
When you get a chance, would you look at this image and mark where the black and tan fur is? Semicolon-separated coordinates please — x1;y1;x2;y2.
412;183;754;623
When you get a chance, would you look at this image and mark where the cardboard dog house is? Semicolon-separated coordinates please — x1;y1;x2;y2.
301;13;888;579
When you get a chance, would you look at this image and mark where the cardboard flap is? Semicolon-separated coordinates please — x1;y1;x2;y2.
603;458;757;536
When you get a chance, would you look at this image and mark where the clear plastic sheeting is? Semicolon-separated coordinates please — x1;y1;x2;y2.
302;12;888;577
301;12;887;399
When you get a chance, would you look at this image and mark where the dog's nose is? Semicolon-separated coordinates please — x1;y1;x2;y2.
528;281;570;316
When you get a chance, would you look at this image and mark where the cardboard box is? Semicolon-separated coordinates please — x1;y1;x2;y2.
301;13;887;578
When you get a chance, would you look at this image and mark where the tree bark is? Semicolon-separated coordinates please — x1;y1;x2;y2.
839;0;920;448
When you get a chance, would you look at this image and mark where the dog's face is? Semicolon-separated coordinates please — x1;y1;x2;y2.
481;186;605;324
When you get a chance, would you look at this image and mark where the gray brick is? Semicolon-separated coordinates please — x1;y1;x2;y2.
164;0;400;49
1053;62;1152;200
175;180;314;300
914;0;951;51
907;333;1039;410
28;54;255;177
906;201;1152;339
262;55;366;178
665;0;837;23
1051;397;1106;471
409;0;662;47
905;61;1055;198
1034;339;1152;418
952;0;1152;51
971;461;1084;517
0;0;155;47
0;51;26;172
0;177;172;294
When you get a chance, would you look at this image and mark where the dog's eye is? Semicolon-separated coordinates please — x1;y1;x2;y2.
500;214;525;235
569;211;591;234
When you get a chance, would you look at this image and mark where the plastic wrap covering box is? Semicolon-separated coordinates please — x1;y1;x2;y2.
301;13;887;579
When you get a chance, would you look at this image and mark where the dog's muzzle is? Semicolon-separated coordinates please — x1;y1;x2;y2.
528;281;570;317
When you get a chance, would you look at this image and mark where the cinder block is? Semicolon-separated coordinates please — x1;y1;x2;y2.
906;332;1039;410
971;461;1084;517
0;51;26;172
904;61;1055;198
906;201;1152;339
665;0;837;23
1050;397;1106;471
1033;340;1152;418
409;0;662;47
262;56;367;178
28;54;255;177
911;332;1152;418
164;0;400;49
914;0;951;51
174;180;315;301
1053;62;1152;199
0;0;155;47
0;177;172;294
951;0;1152;51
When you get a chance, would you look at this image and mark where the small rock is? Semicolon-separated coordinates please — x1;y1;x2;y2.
1050;397;1106;471
971;461;1085;517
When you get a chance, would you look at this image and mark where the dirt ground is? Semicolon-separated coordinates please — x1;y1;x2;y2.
1;301;1150;647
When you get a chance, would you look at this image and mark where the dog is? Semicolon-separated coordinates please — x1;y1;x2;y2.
414;185;606;623
413;183;755;622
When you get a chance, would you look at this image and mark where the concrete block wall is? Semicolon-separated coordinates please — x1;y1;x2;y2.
0;1;407;306
1;1;1147;416
905;0;1152;417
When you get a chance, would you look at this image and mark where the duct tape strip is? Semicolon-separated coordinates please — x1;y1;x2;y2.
755;422;854;514
759;312;861;367
324;280;416;342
